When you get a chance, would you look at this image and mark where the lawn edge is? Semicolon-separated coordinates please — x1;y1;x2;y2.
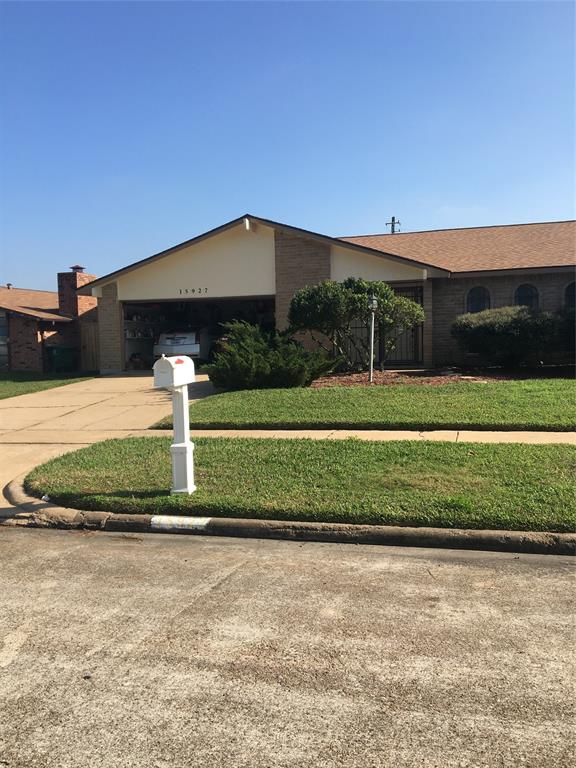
4;475;575;556
154;421;574;432
150;379;576;432
0;375;95;401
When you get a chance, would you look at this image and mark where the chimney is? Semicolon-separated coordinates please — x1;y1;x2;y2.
58;266;97;318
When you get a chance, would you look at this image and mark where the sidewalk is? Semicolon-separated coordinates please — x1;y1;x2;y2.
179;428;576;444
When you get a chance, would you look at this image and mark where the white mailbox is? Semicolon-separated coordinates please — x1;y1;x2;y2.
152;354;197;495
153;355;195;389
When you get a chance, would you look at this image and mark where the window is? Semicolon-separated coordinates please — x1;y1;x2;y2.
466;286;490;313
514;284;539;310
565;282;575;309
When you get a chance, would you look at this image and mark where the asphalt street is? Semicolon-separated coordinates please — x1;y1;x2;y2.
0;528;574;767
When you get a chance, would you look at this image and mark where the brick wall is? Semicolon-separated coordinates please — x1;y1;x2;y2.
432;271;574;366
274;230;331;331
98;282;123;373
8;314;43;371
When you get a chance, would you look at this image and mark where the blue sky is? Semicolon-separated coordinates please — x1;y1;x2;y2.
1;0;574;289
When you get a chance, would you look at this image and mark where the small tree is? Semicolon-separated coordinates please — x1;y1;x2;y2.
288;278;424;370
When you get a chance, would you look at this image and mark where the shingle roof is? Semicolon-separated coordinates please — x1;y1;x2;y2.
340;220;576;273
0;287;72;322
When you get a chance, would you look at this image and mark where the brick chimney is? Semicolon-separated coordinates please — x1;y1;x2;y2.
58;266;97;318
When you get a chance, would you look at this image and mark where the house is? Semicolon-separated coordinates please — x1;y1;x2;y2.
0;267;98;372
77;215;576;373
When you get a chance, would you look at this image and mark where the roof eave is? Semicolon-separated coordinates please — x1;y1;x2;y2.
0;305;73;322
448;264;575;278
248;215;448;273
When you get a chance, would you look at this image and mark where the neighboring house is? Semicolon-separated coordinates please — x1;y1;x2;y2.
77;215;576;373
0;267;98;372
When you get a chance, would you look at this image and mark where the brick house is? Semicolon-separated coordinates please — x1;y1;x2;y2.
0;267;98;372
77;215;575;373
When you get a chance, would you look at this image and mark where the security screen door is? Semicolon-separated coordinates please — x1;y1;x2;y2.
380;287;424;366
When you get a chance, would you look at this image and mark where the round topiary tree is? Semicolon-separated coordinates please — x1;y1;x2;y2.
288;278;424;370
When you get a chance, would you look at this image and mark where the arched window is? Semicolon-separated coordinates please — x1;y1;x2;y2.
565;282;575;309
466;286;491;313
514;284;539;310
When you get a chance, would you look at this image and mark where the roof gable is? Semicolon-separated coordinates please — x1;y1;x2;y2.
113;221;277;301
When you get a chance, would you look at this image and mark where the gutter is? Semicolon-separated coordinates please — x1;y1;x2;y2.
3;475;574;556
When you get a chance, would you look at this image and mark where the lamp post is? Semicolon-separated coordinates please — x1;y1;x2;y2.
369;293;378;383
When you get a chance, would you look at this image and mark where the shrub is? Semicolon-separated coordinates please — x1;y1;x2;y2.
451;306;555;366
553;307;575;355
205;321;336;391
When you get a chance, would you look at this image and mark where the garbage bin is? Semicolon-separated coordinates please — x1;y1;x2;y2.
50;346;77;372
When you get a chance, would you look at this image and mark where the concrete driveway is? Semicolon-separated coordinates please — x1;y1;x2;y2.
0;528;574;768
0;374;213;515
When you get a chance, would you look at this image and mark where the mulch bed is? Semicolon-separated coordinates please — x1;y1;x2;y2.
310;370;510;388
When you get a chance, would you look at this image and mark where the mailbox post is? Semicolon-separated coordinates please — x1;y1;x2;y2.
153;355;197;494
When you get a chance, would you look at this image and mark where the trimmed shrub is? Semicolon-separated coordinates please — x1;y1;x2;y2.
205;321;336;391
451;306;555;366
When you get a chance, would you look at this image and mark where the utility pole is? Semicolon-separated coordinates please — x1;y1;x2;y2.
386;216;401;234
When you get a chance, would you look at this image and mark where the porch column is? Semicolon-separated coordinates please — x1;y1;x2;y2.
98;282;124;374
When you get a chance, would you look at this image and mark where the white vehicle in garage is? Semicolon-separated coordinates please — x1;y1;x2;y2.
152;331;201;360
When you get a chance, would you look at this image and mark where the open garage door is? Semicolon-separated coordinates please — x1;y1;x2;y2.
122;297;275;371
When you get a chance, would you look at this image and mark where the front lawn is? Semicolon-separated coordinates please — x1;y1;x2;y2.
25;437;576;532
0;372;94;400
155;379;576;431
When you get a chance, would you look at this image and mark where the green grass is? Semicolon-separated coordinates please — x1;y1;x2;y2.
154;379;576;432
0;372;94;400
24;437;576;532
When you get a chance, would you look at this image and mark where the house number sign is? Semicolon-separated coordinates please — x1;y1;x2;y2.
178;288;208;296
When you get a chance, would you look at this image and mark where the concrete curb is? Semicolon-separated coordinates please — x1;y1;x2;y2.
3;475;575;555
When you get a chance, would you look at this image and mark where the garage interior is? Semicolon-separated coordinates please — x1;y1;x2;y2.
122;297;275;370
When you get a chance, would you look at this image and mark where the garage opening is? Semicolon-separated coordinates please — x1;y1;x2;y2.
122;297;275;370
